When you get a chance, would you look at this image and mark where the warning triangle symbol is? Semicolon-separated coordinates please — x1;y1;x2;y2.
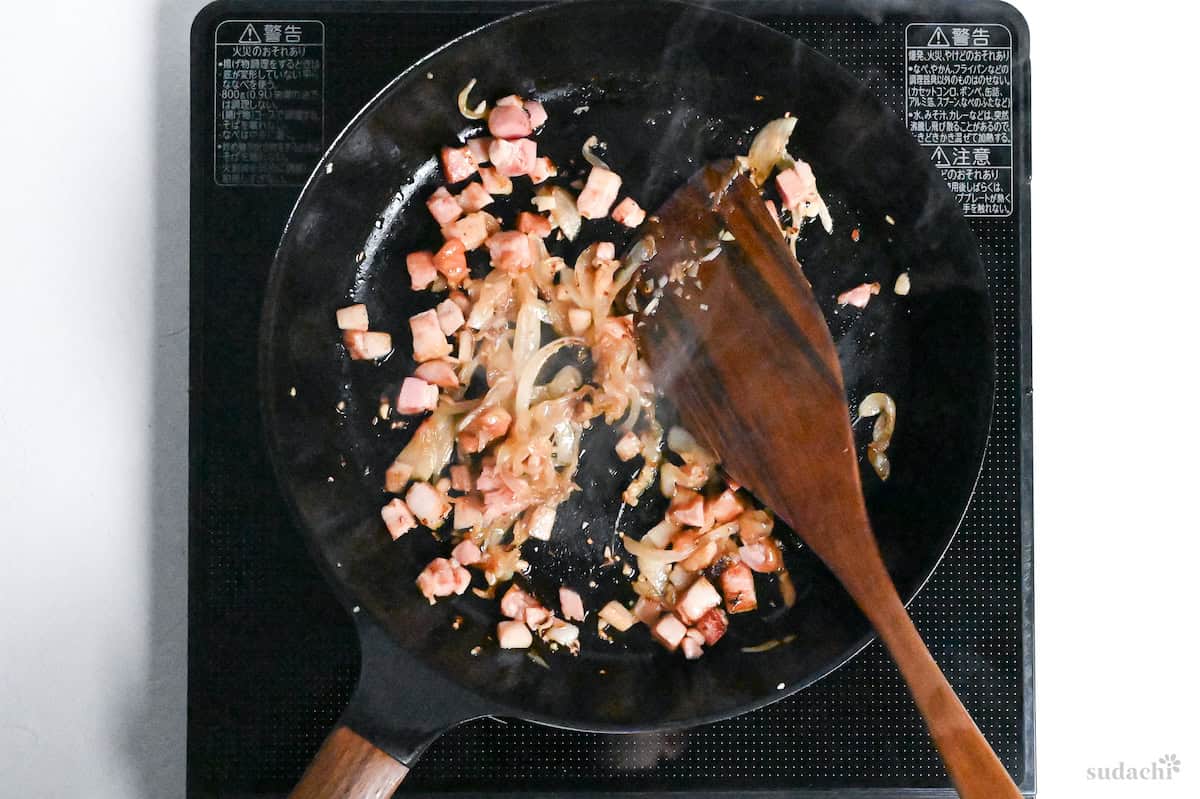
931;146;951;167
927;27;950;47
238;23;261;44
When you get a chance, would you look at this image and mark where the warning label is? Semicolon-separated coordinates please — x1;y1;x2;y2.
905;23;1013;217
213;20;325;187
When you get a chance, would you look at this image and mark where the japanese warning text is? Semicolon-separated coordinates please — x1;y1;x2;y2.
906;23;1014;217
214;20;325;187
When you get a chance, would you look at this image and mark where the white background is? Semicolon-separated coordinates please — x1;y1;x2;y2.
1;0;1197;796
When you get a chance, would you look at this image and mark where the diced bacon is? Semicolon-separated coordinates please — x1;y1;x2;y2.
489;137;537;177
409;309;452;362
406;481;450;528
595;241;616;262
516;211;552;238
676;576;721;624
680;636;704;659
633;596;663;626
525;504;556;541
481;481;531;522
478;167;512;195
693;607;728;645
452;565;472;595
614;431;641;461
567;308;592;334
416;557;468;602
524;605;551;628
525;100;547;129
452;494;483;530
414;359;459;389
459;406;512;453
342;330;392;360
336;303;369;331
406;251;438;290
426;186;463;225
500;584;535;619
385;460;413;493
577;167;622;219
380;498;417;540
488;104;533;139
440;145;477;183
669;488;706;528
544;619;579;647
495;94;523;107
451;539;482;566
651;614;687;651
456;182;494;213
441;213;496;252
435;298;466;336
706;489;743;526
449;464;473;493
529;157;556;184
432;238;470;286
486;230;534;274
599;601;638;631
611;197;645;228
466;137;492;164
775;162;818;210
395;377;439;414
739;539;783;573
836;282;882;308
559;587;586;621
497;620;533;649
736;509;774;544
720;562;757;613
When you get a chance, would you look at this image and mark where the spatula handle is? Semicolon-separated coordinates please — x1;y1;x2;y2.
290;725;409;799
851;567;1023;799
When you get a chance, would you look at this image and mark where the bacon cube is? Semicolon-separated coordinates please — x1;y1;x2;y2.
577;167;622;219
486;230;534;274
406;251;438;290
611;197;645;228
426;186;463;225
432;238;470;286
488;104;533;139
335;303;369;331
440;145;477;183
408;309;452;362
380;498;417;540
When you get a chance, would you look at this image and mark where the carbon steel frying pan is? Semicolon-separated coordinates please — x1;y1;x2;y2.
260;0;994;790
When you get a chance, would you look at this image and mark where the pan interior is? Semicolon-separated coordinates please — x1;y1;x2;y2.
261;0;993;731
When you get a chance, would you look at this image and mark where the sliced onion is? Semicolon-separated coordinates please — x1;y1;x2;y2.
549;186;581;242
621;534;696;564
514;337;586;427
547;366;583;398
394;405;456;481
457;78;487;120
746;117;797;186
858;392;896;446
581;135;610;170
867;445;891;481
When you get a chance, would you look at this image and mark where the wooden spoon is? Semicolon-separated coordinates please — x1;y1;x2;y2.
631;161;1020;799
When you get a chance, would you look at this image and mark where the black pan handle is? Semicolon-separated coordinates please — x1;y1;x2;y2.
291;611;494;797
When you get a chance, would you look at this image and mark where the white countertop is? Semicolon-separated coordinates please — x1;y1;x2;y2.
0;1;1197;797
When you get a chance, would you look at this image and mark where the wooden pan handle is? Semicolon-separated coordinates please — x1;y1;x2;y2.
290;725;410;799
850;564;1023;798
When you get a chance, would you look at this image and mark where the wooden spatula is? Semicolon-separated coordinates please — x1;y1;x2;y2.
632;161;1021;799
